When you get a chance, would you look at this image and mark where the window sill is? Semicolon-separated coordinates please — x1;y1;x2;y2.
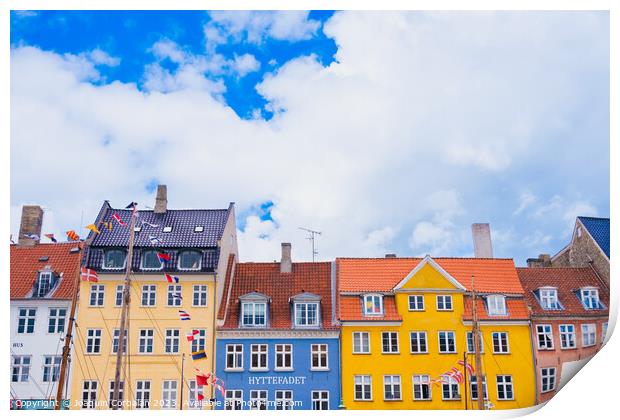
541;389;556;394
384;399;402;402
438;351;458;354
410;352;429;355
492;352;511;355
249;368;269;372
274;368;294;372
381;352;401;355
353;399;374;402
442;398;461;401
413;399;432;402
225;368;244;372
310;368;330;372
560;346;577;350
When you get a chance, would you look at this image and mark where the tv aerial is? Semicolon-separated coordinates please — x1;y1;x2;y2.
298;227;322;262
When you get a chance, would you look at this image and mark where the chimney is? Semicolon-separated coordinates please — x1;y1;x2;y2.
18;205;44;247
154;184;168;214
471;223;493;258
280;243;292;273
527;254;552;268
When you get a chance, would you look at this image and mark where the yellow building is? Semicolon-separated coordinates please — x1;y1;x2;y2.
337;256;536;410
69;189;237;410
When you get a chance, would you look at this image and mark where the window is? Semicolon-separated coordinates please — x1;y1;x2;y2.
81;380;98;409
226;344;243;370
250;390;267;410
559;324;576;349
275;344;293;370
541;368;556;393
89;284;105;306
312;390;329;410
382;332;399;353
42;356;61;382
353;332;370;354
436;295;453;311
536;325;554;350
442;376;460;400
108;380;124;409
17;308;36;334
141;250;163;270
112;329;127;354
354;375;372;401
466;331;484;353
581;288;602;309
179;251;202;270
103;249;126;269
11;356;30;382
115;285;124;307
602;322;608;342
413;375;431;401
492;332;509;354
163;226;173;233
242;302;266;327
139;329;154;354
167;285;182;306
582;324;596;347
162;380;178;409
486;295;507;316
294;302;319;327
34;272;53;297
48;308;66;333
496;375;514;400
311;344;329;369
194;226;204;233
86;329;102;354
408;295;424;311
191;329;206;354
141;284;156;306
165;329;180;353
250;344;268;370
438;331;456;353
410;332;428;353
470;375;488;401
188;380;204;409
136;380;151;409
384;375;401;400
363;294;383;315
193;285;208;307
275;390;294;410
540;288;560;309
225;390;243;410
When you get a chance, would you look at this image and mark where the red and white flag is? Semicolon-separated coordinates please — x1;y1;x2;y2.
80;268;99;283
457;359;475;376
186;329;200;342
111;213;127;226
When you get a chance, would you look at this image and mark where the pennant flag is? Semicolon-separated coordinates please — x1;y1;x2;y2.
192;350;207;361
111;213;127;226
85;224;100;234
24;233;40;240
149;235;161;245
187;329;200;342
81;268;99;283
172;292;183;301
179;310;191;321
66;230;79;241
457;359;474;376
157;252;171;263
196;371;211;386
44;233;57;243
101;221;113;232
141;220;159;228
165;274;180;284
214;383;225;398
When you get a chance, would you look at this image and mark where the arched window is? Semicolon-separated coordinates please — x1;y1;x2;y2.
141;250;163;270
178;251;202;271
103;249;127;269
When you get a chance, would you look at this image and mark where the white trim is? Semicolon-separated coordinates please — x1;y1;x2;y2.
393;255;466;291
341;321;402;327
217;330;340;339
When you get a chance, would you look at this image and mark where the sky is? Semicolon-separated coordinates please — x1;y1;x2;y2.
10;10;610;265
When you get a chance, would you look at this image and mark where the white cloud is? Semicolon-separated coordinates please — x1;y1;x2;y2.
87;48;121;67
232;53;261;77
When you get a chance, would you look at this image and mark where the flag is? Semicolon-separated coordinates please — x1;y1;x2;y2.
157;252;171;263
457;359;475;376
141;220;159;228
81;268;99;283
172;292;183;301
187;329;200;342
101;221;113;231
197;393;204;402
85;224;100;234
196;371;211;386
214;383;225;398
111;213;126;226
66;230;79;241
165;274;180;284
446;367;464;383
149;235;161;245
44;233;57;243
192;350;207;361
24;233;40;240
179;310;191;321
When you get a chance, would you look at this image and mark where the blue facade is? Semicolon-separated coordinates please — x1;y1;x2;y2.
215;336;341;410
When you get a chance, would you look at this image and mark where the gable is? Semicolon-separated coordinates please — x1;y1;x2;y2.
395;256;465;291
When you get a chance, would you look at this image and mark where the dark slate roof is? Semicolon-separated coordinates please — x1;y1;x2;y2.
88;201;231;248
578;216;610;258
85;247;220;273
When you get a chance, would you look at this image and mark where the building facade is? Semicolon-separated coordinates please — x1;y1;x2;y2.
516;266;609;403
69;187;237;410
337;255;537;410
215;243;341;410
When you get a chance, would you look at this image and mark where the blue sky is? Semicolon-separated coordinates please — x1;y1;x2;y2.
10;11;609;264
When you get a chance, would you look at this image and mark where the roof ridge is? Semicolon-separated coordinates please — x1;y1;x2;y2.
109;207;229;212
578;216;610;221
336;256;514;261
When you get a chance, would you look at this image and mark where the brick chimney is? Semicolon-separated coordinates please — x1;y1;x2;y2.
154;184;168;214
280;243;292;273
18;205;44;247
471;223;493;258
527;254;552;268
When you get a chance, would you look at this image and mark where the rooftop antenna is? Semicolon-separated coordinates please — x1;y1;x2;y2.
299;227;322;262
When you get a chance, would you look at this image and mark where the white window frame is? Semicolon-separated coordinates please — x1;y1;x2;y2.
541;367;556;393
102;249;127;269
559;324;576;349
140;250;164;270
466;331;484;353
108;380;124;409
438;331;456;353
226;344;244;371
241;301;267;327
35;271;53;297
436;295;453;311
354;375;372;401
492;331;510;354
381;331;399;354
89;284;105;307
352;331;370;354
225;389;243;410
581;288;601;309
188;379;204;410
469;375;488;401
115;285;124;307
250;389;268;410
141;284;157;307
383;375;402;401
17;308;36;334
167;284;182;307
48;307;66;334
11;355;31;382
275;390;294;410
311;343;329;370
190;329;207;354
135;380;151;409
536;324;554;350
410;331;428;354
413;375;432;401
193;285;208;307
363;294;384;316
311;390;329;410
86;329;102;354
250;343;268;371
602;322;608;342
42;355;61;382
81;380;98;409
539;288;560;310
294;302;320;327
161;380;178;409
442;376;460;400
178;250;202;271
408;295;425;311
582;323;597;347
164;329;180;354
275;343;293;370
496;375;514;400
111;329;127;354
486;294;507;316
138;329;154;354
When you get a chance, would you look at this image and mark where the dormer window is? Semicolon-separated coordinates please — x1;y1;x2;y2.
539;288;560;310
580;288;603;309
141;250;163;270
163;226;173;233
363;294;383;316
241;302;267;327
294;302;319;327
33;271;54;298
103;249;127;269
486;295;507;316
194;226;204;233
178;251;202;271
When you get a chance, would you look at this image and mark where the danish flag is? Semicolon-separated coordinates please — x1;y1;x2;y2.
80;268;99;283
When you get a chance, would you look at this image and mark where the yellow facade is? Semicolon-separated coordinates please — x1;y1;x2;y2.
69;273;217;410
341;263;536;410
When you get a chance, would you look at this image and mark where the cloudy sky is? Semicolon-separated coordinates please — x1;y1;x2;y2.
10;10;609;265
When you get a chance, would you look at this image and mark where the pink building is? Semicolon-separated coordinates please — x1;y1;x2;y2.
517;267;609;404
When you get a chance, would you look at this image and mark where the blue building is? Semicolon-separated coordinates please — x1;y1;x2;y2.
215;243;341;410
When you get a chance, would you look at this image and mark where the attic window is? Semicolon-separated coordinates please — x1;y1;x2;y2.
33;272;54;298
38;256;49;262
134;227;141;232
194;226;204;233
70;247;80;253
486;295;507;316
163;226;172;233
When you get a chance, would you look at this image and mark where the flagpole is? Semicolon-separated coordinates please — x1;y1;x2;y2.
471;276;485;410
463;351;468;410
180;353;185;410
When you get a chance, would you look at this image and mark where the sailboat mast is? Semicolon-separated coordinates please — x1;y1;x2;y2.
471;276;485;410
112;207;137;409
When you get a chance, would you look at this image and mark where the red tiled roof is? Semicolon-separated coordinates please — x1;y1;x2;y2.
10;242;83;299
217;253;236;320
517;267;609;317
339;295;402;322
221;262;336;330
463;297;530;321
337;257;524;294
